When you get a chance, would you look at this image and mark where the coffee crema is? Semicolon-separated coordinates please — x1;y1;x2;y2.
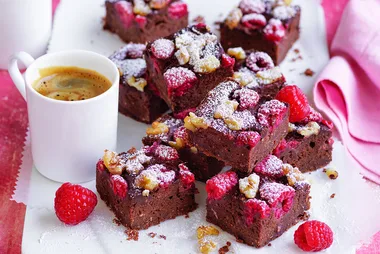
33;66;112;101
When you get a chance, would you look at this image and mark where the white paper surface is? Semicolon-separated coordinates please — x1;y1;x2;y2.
18;0;380;253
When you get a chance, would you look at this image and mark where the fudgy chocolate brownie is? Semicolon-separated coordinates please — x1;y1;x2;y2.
142;114;224;182
110;43;168;123
104;0;188;43
273;107;334;172
220;0;301;65
185;80;289;174
96;144;197;230
145;24;235;113
206;156;311;247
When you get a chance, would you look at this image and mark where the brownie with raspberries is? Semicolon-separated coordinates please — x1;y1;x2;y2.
206;155;311;247
142;114;225;182
104;0;188;43
96;144;197;230
145;24;235;113
185;80;289;174
273;85;334;172
110;43;168;123
220;0;301;65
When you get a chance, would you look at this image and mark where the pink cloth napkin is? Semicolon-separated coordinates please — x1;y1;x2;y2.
315;0;380;184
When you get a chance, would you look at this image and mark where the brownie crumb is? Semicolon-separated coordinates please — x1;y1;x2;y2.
184;213;190;218
289;68;296;72
323;168;327;173
294;49;300;54
125;229;139;241
304;68;315;77
113;218;121;226
236;237;244;243
268;243;272;247
301;211;311;221
192;16;206;24
226;242;231;247
218;245;230;254
159;235;167;240
148;232;157;238
330;193;336;199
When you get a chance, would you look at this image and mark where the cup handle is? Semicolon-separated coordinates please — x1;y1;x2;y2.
8;52;35;100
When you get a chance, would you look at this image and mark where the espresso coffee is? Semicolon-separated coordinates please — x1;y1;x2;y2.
33;66;112;101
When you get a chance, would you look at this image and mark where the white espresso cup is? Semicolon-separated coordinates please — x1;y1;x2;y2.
8;50;119;183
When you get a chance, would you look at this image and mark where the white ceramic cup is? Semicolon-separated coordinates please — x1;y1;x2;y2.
8;50;119;183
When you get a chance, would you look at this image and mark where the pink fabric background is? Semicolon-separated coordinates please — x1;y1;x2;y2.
0;0;378;253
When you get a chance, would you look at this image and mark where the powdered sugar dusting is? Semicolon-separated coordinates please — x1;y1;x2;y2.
254;155;284;178
272;6;296;20
257;99;287;127
151;39;175;59
164;67;197;91
259;182;295;207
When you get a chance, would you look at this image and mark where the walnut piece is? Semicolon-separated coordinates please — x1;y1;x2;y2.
297;122;320;137
224;116;243;131
199;240;217;254
135;172;160;191
239;173;260;198
283;164;304;186
197;225;220;239
233;71;255;87
133;0;151;15
127;76;147;92
256;67;283;84
146;121;169;135
142;190;150;197
169;137;185;150
227;47;246;60
194;55;221;73
175;47;190;65
103;150;123;175
214;100;239;119
149;0;169;9
225;8;243;29
324;167;338;180
184;113;208;132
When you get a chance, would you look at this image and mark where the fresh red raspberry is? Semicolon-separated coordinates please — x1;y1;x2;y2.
322;119;334;129
233;88;260;110
254;155;284;178
236;131;261;148
110;175;128;199
168;2;188;19
273;139;300;156
173;126;190;144
173;108;196;119
195;22;207;30
178;164;195;189
244;198;271;225
239;0;265;14
96;159;106;172
294;220;334;252
206;171;238;200
276;85;310;123
257;99;287;128
263;18;286;42
154;145;179;161
221;54;235;68
151;39;175;59
115;1;134;28
164;67;198;97
259;182;295;218
135;15;147;28
241;13;267;29
54;183;98;225
246;52;274;73
124;43;145;59
300;107;323;124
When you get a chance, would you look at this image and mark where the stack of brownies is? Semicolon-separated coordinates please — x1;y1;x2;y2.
97;0;334;249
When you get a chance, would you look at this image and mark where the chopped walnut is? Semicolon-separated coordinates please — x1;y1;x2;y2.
227;47;246;60
214;100;239;119
284;0;293;5
283;164;304;186
297;122;320;137
225;8;243;29
146;121;169;135
190;146;198;154
233;71;255;86
142;189;150;196
197;225;220;239
184;112;208;132
127;76;147;92
256;67;283;84
103;150;123;175
149;0;169;9
133;0;151;15
224;116;243;131
288;123;297;132
175;47;190;65
169;137;185;150
325;167;338;180
239;173;260;198
199;240;217;254
194;55;221;73
135;171;160;191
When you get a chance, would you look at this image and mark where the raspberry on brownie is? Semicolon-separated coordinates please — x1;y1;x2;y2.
142;113;225;182
220;0;301;65
104;0;189;43
274;85;334;172
110;43;168;123
206;155;311;247
96;144;197;230
184;79;289;174
145;24;235;113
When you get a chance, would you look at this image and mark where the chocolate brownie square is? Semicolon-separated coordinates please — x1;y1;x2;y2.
110;43;168;123
185;79;289;174
273;107;334;173
142;114;224;182
104;0;189;43
206;156;311;247
96;144;197;230
145;24;235;113
220;0;301;65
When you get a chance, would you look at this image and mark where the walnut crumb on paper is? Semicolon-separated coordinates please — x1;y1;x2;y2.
304;68;315;77
125;229;139;241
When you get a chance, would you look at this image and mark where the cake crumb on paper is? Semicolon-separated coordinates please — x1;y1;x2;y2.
125;229;139;241
304;68;315;77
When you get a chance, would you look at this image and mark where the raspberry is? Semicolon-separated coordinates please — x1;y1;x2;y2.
195;22;208;30
236;131;261;148
273;139;299;156
178;164;195;188
164;67;198;97
151;39;175;59
154;144;179;161
238;0;265;14
96;159;106;172
221;54;235;68
110;175;128;198
294;220;334;252
257;99;287;128
173;108;196;119
54;183;98;225
173;126;190;144
246;52;274;73
263;19;286;42
259;182;295;218
135;15;147;28
254;155;284;178
276;85;310;123
233;88;260;110
241;14;267;29
206;171;238;200
124;44;145;59
300;107;322;124
244;198;271;225
115;1;134;28
168;2;188;19
322;119;334;129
